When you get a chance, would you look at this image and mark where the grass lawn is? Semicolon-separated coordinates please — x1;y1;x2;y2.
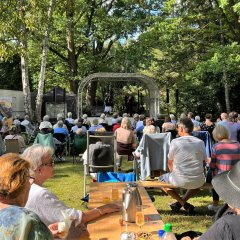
44;157;217;235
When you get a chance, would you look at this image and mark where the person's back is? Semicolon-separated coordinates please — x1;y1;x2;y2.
221;112;240;141
169;136;206;188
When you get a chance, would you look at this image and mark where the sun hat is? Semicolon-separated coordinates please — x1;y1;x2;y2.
39;121;51;130
212;161;240;209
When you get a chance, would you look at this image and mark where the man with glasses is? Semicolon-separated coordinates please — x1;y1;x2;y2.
159;117;207;214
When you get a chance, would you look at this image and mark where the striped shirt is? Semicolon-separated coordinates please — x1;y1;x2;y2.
210;141;240;175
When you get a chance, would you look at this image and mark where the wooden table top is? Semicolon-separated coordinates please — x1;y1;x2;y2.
82;182;163;240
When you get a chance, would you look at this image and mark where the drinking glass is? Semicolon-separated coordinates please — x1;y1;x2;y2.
102;186;111;203
111;186;119;201
135;205;144;231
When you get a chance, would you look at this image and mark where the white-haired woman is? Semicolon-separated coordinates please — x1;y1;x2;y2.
39;115;53;132
65;112;74;124
23;144;119;237
115;117;137;161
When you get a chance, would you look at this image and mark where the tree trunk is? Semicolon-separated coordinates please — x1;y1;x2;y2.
35;0;55;122
19;0;32;119
66;0;78;94
21;53;32;119
223;70;230;113
87;81;98;106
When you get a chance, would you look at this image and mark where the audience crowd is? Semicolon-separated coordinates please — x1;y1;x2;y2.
0;109;240;239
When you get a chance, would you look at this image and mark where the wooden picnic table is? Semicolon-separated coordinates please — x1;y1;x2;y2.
82;181;163;240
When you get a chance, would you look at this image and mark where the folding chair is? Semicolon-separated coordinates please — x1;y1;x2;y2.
134;132;172;180
71;133;87;164
34;133;55;150
5;139;20;153
83;131;117;196
53;132;68;157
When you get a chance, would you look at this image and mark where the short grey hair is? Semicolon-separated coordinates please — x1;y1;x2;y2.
92;118;98;126
43;115;50;121
195;115;200;121
67;112;72;118
57;113;63;121
57;120;64;128
21;144;54;171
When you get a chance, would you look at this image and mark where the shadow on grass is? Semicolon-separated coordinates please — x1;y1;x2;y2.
53;174;70;178
157;207;215;217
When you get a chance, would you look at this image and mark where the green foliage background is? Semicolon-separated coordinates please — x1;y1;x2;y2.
0;0;239;117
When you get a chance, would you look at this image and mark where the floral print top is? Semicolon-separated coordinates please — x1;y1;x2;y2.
0;206;53;240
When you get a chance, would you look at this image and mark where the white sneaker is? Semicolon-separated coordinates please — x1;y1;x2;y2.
208;204;220;212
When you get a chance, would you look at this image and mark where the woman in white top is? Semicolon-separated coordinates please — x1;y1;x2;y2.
23;144;119;236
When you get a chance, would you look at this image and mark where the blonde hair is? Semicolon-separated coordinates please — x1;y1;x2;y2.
213;124;230;141
143;125;156;134
0;153;30;199
95;127;106;133
120;117;131;129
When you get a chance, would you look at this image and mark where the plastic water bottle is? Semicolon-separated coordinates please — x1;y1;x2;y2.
158;230;165;239
162;223;177;240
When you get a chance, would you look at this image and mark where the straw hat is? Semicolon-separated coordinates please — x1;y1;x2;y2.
212;161;240;209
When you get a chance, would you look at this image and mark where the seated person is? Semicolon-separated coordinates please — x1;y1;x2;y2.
162;116;177;132
71;118;87;134
111;112;119;125
112;117;122;132
181;161;240;240
65;112;74;124
0;117;9;137
0;153;60;239
23;144;120;234
135;114;145;141
98;113;108;126
21;114;35;134
132;113;139;130
89;118;104;132
82;114;91;129
115;117;137;162
39;115;53;132
53;120;69;161
207;124;240;211
4;125;26;153
13;114;21;132
53;113;68;132
159;117;207;214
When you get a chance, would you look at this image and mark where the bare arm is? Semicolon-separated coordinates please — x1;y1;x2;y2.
81;203;120;223
168;159;173;172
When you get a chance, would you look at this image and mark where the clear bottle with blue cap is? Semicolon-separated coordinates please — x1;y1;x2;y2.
158;229;165;239
162;223;177;240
